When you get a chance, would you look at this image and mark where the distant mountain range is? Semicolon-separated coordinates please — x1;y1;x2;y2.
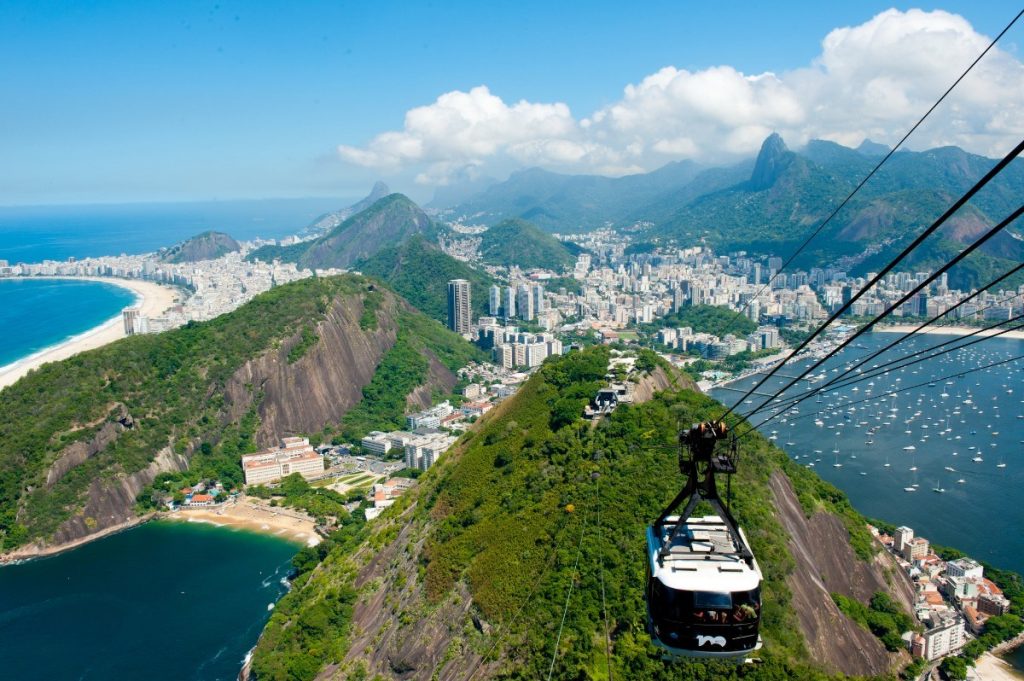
249;190;582;327
440;134;1024;288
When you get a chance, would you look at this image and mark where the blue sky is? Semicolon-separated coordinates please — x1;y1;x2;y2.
1;1;1021;205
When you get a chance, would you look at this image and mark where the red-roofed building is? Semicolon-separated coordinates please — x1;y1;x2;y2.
187;493;215;507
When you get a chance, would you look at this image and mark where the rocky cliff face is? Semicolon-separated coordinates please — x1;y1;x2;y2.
769;472;913;676
225;292;398;447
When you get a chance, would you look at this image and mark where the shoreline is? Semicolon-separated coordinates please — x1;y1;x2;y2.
0;276;180;390
162;498;321;548
872;324;1024;340
0;498;318;565
0;512;156;565
975;650;1024;681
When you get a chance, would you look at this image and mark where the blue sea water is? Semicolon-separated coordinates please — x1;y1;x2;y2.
0;278;137;367
0;198;349;368
0;197;346;264
0;521;298;681
711;332;1024;575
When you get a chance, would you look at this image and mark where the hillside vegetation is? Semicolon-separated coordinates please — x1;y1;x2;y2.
479;218;580;270
249;194;434;270
356;234;495;323
0;275;480;551
160;230;240;263
252;347;907;681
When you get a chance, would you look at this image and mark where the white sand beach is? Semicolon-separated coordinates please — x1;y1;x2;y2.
166;497;321;547
874;324;1024;340
0;276;180;390
974;652;1024;681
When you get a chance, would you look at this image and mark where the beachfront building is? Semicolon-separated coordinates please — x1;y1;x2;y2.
242;437;324;485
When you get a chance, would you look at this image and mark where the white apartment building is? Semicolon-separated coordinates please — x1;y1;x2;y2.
242;437;324;485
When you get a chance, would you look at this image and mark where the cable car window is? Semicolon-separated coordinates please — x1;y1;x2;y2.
693;591;732;609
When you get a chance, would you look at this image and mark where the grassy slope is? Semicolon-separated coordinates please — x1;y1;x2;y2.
253;348;886;681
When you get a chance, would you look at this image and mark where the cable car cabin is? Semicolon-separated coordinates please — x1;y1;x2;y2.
646;514;763;658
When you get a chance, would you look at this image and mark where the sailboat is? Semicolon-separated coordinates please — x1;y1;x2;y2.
932;479;946;493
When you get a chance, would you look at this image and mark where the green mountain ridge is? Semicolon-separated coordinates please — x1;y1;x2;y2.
252;348;928;681
479;218;579;271
355;234;495;324
0;274;481;552
249;194;434;270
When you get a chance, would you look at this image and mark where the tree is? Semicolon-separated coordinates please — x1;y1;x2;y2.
940;655;968;681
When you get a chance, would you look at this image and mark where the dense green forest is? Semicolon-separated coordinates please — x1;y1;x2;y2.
355;234;495;323
479;218;578;270
252;347;908;680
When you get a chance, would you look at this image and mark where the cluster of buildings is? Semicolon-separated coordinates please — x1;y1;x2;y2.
5;245;341;335
871;524;1013;662
241;436;326;486
487;282;548;322
365;477;417;521
828;271;1023;322
177;480;234;508
655;325;782;358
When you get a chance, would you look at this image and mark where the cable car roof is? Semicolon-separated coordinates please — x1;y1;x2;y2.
649;515;761;592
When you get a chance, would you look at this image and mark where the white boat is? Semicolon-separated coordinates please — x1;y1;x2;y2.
903;445;916;451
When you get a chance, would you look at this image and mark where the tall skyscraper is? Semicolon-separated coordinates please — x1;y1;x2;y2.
517;284;534;321
447;279;472;334
531;284;545;315
502;286;517;319
488;285;502;316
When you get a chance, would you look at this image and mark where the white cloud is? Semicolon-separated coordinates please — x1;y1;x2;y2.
338;9;1024;185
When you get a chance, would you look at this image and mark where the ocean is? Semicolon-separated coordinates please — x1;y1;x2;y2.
0;197;346;264
0;521;298;681
711;332;1024;574
0;278;137;368
0;198;347;368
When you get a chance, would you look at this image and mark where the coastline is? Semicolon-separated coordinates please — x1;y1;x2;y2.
0;276;180;391
162;497;321;547
0;512;156;564
873;324;1024;341
1;498;318;565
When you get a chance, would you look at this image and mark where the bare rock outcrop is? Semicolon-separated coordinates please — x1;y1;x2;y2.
45;404;134;489
51;447;188;545
769;471;912;676
226;293;401;447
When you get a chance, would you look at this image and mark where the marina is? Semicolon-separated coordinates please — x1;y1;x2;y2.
712;331;1024;575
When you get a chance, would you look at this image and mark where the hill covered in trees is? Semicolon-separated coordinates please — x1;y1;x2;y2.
248;194;434;270
355;234;495;324
479;218;580;271
0;275;483;553
251;347;927;681
160;230;240;263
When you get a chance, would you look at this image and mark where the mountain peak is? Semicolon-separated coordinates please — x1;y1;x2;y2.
750;133;791;190
856;139;891;158
367;181;390;201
